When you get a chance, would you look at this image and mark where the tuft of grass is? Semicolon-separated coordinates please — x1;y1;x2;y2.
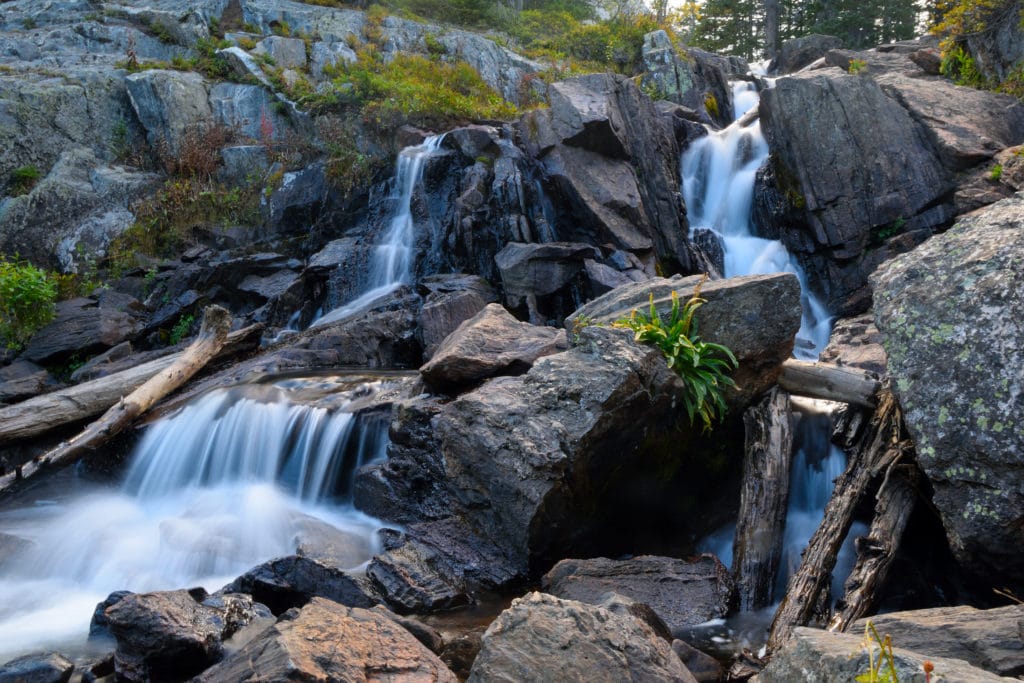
990;163;1003;181
8;165;42;195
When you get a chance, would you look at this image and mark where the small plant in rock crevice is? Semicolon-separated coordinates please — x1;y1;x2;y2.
8;165;42;196
848;58;868;74
613;275;738;432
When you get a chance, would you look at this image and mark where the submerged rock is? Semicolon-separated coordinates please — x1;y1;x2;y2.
542;554;736;635
872;193;1024;593
467;592;697;682
195;597;457;682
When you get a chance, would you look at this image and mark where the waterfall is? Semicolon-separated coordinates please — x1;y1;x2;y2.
313;135;446;327
0;381;388;662
685;82;856;608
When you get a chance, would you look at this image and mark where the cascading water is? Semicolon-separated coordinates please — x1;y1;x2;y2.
314;135;446;327
684;81;857;614
0;381;389;663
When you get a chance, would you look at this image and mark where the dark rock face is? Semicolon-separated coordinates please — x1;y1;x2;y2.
567;273;802;408
872;195;1024;590
420;303;568;390
418;274;499;359
0;652;74;683
672;640;724;683
103;589;270;682
520;73;697;275
854;605;1024;678
769;34;843;74
0;360;60;405
467;592;697;683
494;241;599;322
221;554;379;616
762;627;1010;682
760;69;956;313
541;555;736;635
21;298;142;365
195;597;457;682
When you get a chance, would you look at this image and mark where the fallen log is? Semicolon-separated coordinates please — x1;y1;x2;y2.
0;322;262;447
778;359;881;408
828;464;919;632
732;388;793;611
0;306;231;496
767;386;912;651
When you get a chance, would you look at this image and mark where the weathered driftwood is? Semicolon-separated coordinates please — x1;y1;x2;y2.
0;306;231;496
778;359;881;408
767;386;912;651
732;388;793;611
828;464;919;632
0;322;261;447
736;104;760;128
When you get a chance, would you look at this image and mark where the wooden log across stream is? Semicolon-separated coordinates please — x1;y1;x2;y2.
0;306;232;497
778;359;881;408
767;386;914;650
732;387;793;611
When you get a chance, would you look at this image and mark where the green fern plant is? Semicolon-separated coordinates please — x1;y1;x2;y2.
614;277;737;431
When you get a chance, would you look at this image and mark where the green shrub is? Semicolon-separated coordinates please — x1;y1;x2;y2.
169;313;195;345
848;58;867;74
0;257;57;349
991;163;1004;180
8;165;41;195
614;277;738;432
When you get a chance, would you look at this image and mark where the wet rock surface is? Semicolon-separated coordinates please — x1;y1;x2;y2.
467;592;697;683
542;554;736;635
0;652;74;683
872;194;1024;589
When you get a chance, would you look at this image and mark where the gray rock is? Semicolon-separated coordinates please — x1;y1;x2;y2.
104;589;268;682
0;360;59;405
209;83;289;141
769;34;843;74
216;46;271;86
853;604;1024;678
367;543;471;615
302;289;422;369
195;598;457;683
567;273;802;408
420;303;567;389
262;161;327;230
494;241;599;314
872;194;1024;588
0;652;74;683
218;145;270;185
367;605;445;654
468;592;697;683
672;640;724;683
541;555;736;635
995;144;1024;191
253;36;307;70
520;73;695;274
761;626;1013;682
125;70;213;153
819;312;887;376
760;68;955;313
584;258;636;296
291;515;374;570
418;274;499;359
21;298;141;365
222;554;379;616
641;31;734;127
310;41;357;80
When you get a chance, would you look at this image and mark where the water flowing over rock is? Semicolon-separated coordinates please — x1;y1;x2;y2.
872;194;1024;589
759;68;956;314
467;592;697;683
420;303;568;390
195;597;457;682
541;555;736;635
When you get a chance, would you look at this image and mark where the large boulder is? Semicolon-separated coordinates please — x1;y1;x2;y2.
419;303;568;389
769;34;843;74
760;68;956;314
195;597;457;682
853;605;1024;678
0;653;74;683
125;70;213;154
640;30;734;127
761;626;1012;682
567;273;802;407
872;194;1024;589
103;589;271;682
541;554;736;635
467;592;697;682
519;73;698;275
21;298;142;365
417;274;499;359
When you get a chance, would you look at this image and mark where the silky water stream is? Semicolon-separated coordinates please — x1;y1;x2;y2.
0;378;394;662
684;81;866;647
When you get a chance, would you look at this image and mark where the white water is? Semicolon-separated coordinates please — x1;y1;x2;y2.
0;383;386;663
685;82;854;608
314;135;446;328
